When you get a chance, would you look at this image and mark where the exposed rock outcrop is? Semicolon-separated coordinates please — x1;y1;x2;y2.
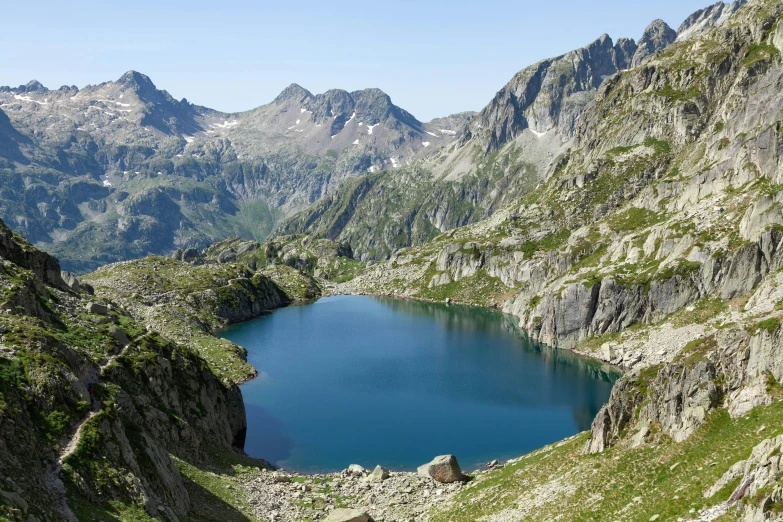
677;1;748;41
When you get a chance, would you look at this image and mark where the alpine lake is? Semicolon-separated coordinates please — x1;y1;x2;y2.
219;295;618;473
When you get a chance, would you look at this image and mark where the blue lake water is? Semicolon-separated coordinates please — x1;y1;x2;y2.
219;295;618;473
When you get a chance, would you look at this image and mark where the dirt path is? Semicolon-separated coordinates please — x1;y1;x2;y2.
56;349;122;465
46;345;129;520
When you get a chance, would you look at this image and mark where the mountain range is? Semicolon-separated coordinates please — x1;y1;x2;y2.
0;71;469;272
0;1;746;272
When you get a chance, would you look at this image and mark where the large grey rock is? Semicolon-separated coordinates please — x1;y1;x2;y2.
740;192;783;241
435;243;484;283
61;271;82;292
181;248;199;262
323;508;374;522
590;358;721;452
236;241;260;255
346;464;366;476
61;271;95;295
367;465;390;482
108;326;130;347
86;302;108;315
417;455;462;483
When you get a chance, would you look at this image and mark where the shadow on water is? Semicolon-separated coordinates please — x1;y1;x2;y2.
376;296;619;378
242;402;295;465
373;297;620;431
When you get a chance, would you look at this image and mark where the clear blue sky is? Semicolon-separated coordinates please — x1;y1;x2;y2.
2;0;713;121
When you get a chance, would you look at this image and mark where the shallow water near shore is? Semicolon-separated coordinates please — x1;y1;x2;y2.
219;295;618;473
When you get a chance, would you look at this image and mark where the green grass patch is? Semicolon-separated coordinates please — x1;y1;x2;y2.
520;229;571;258
743;43;780;68
69;498;159;522
173;456;263;522
607;207;665;233
670;296;729;328
655;82;701;102
752;317;782;335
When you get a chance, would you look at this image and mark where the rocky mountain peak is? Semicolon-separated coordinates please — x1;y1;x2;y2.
116;70;158;94
677;1;748;41
111;70;199;134
274;83;313;104
464;30;638;154
20;80;47;92
631;19;677;67
352;88;422;129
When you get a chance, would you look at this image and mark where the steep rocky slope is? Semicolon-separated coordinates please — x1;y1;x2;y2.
345;0;783;360
0;72;466;273
0;215;327;521
277;2;744;262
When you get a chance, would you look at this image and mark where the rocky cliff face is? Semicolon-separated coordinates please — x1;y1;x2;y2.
464;33;635;154
677;0;749;41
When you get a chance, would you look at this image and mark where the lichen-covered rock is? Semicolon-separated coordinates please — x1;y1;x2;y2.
417;455;462;483
85;301;108;315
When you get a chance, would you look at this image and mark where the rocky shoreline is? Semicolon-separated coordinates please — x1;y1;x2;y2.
236;457;502;522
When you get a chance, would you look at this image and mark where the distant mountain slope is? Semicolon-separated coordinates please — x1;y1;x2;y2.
0;72;465;272
280;3;737;261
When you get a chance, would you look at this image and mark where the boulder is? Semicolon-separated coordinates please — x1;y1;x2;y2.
108;326;130;347
323;508;373;522
347;464;366;476
417;455;462;483
217;249;237;264
61;271;82;292
86;302;108;315
236;241;260;255
367;465;389;482
60;270;95;295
